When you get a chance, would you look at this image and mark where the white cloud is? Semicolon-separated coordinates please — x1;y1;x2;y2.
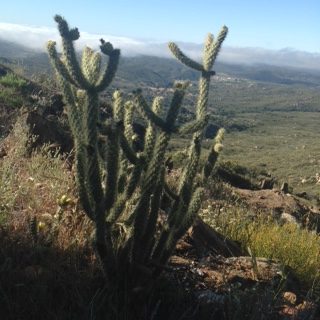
219;46;320;70
0;22;57;50
0;22;320;70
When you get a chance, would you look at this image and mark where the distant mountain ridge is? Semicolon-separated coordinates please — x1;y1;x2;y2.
1;39;320;87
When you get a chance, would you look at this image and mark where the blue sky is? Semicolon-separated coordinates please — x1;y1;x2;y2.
0;0;319;52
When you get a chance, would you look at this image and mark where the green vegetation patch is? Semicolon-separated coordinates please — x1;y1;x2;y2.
222;112;320;198
0;72;27;89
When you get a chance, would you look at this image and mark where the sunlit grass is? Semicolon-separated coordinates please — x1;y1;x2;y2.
202;204;320;286
0;119;74;227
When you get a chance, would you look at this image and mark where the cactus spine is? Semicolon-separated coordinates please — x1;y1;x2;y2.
47;15;228;287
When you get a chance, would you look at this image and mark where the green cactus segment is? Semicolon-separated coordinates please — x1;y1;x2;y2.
105;127;120;211
131;86;187;264
168;42;204;72
75;143;95;219
124;101;135;143
165;87;186;128
47;41;78;87
203;33;215;70
177;187;204;238
125;158;144;198
107;157;144;224
54;15;79;40
143;96;163;162
119;130;139;164
113;90;124;122
177;114;209;134
153;137;202;265
81;47;102;85
86;93;104;206
141;166;165;262
160;187;205;264
203;128;225;179
196;76;210;121
48;15;228;284
131;189;152;262
54;15;88;88
178;135;201;197
141;86;186;193
96;44;120;92
134;93;169;132
203;26;228;71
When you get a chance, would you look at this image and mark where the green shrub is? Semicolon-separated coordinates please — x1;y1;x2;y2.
0;87;24;107
0;73;27;89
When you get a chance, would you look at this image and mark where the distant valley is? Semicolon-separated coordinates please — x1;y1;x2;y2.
1;38;320;197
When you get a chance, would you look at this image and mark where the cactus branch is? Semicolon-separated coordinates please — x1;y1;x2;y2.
168;42;204;72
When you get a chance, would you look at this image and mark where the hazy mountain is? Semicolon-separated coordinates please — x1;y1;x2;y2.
1;39;320;87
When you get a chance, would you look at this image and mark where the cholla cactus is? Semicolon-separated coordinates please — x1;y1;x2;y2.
47;15;228;287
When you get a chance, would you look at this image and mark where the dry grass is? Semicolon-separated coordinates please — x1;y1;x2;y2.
0;119;102;319
202;201;320;289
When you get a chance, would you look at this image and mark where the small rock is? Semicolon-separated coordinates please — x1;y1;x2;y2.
196;290;225;305
169;255;192;266
280;212;300;227
282;291;297;305
281;182;289;193
0;147;7;158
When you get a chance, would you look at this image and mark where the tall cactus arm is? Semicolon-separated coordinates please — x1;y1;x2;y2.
47;41;79;87
75;148;95;220
143;86;186;188
124;101;135;143
95;206;116;279
105;126;120;211
133;92;169;132
203;26;228;71
53;73;78;123
152;137;201;263
141;86;187;192
143;96;163;162
118;130;139;165
125;156;144;199
178;135;202;197
159;187;204;265
165;85;186;129
140;166;166;262
168;43;205;72
53;15;89;88
196;75;211;120
107;157;144;224
96;40;120;92
203;128;225;180
81;47;102;85
113;90;124;122
176;114;210;134
86;93;104;206
131;190;152;262
142;131;169;193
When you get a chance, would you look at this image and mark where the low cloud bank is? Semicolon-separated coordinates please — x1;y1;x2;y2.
1;22;320;70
